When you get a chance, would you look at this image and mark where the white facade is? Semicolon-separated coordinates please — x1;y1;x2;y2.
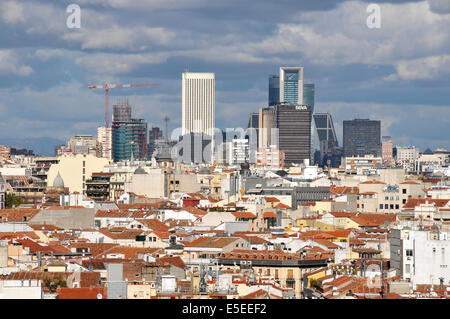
396;146;420;172
97;126;112;160
60;193;95;208
230;139;249;165
0;279;42;299
391;228;450;288
182;72;215;136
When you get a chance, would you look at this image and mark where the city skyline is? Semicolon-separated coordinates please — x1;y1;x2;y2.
0;1;448;153
0;0;449;302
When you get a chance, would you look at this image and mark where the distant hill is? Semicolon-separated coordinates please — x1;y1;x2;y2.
0;137;66;157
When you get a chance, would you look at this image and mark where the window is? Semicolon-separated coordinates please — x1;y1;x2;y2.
379;204;383;209
395;204;399;209
406;250;413;256
405;264;410;273
403;199;407;204
402;189;407;194
385;204;388;209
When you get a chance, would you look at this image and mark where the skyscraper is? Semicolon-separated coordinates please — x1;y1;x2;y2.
313;113;340;167
343;119;381;157
303;83;315;161
258;107;277;148
314;113;338;150
148;126;163;158
303;83;315;114
279;67;304;105
275;103;311;167
182;72;215;136
111;100;148;162
268;75;280;106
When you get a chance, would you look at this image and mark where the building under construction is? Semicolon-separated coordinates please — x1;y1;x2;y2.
111;99;148;162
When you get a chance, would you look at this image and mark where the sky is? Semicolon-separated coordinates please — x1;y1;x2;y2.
0;0;449;153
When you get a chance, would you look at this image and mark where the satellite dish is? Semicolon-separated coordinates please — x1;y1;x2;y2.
97;293;103;299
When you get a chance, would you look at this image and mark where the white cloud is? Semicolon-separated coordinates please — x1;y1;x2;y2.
385;55;450;80
75;0;214;10
0;1;25;24
428;0;450;13
34;49;65;61
75;52;170;75
0;50;33;76
62;26;177;50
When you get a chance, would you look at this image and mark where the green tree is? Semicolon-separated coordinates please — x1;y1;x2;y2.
6;193;22;208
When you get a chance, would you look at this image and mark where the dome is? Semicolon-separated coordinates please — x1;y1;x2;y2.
134;167;147;174
53;172;65;188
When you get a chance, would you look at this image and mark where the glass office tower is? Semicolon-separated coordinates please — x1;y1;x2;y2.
268;75;280;106
343;119;381;157
280;67;304;105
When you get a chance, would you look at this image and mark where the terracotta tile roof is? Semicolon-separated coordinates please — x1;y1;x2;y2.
98;228;144;240
156;256;185;269
100;246;163;259
264;197;280;202
235;234;270;245
360;181;386;184
69;243;119;256
243;289;270;299
349;216;378;227
182;207;208;216
231;212;257;219
330;186;359;195
16;238;71;254
165;219;194;228
136;218;170;232
275;203;291;209
263;212;277;218
327;212;357;218
311;239;341;249
57;287;106;299
29;224;64;231
323;229;353;238
221;249;331;261
0;208;40;222
402;198;449;209
187;193;207;200
186;236;242;249
0;231;40;240
357;213;397;225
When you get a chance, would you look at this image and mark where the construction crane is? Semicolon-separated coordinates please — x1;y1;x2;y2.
88;82;160;128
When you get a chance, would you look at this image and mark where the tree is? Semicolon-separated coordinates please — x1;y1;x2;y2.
6;193;22;208
309;278;322;289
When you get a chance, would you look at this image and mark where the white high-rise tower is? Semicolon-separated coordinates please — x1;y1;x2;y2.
182;72;215;136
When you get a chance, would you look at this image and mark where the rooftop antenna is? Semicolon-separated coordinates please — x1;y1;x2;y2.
164;115;170;141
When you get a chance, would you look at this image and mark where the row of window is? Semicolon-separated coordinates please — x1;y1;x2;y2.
379;204;400;210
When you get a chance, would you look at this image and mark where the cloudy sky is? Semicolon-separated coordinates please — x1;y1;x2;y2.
0;0;449;153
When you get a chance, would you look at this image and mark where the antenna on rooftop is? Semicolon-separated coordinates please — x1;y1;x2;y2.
164;115;170;141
